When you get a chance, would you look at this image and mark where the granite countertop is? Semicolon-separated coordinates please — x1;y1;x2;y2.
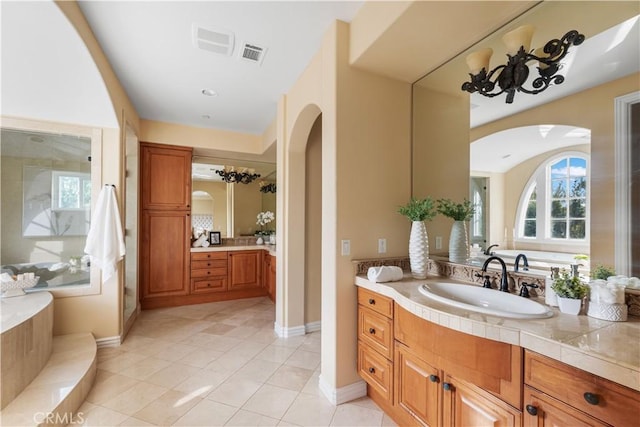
355;274;640;392
191;245;276;256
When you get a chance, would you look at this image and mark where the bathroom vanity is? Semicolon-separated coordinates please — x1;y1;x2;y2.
355;275;640;426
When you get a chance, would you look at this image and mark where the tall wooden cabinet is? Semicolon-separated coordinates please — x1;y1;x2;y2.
139;142;192;309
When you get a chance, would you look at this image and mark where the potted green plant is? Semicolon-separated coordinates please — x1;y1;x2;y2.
436;198;476;263
398;197;436;279
551;269;589;315
591;265;615;280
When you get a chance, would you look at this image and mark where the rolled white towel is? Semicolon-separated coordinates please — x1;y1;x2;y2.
367;266;404;283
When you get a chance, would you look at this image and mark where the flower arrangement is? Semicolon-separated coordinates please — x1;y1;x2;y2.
256;211;275;236
551;269;589;299
436;198;476;221
398;197;437;222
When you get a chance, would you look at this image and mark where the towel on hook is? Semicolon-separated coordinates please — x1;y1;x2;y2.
84;185;125;283
367;266;404;283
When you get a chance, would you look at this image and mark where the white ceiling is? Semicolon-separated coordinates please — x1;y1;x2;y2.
77;1;363;135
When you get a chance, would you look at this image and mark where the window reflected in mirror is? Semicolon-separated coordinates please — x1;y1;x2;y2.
1;128;93;289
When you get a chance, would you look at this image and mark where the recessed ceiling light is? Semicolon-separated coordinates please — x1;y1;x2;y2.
201;114;211;119
201;89;217;97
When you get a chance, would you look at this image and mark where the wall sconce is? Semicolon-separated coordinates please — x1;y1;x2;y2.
461;25;585;103
215;166;260;184
259;181;276;193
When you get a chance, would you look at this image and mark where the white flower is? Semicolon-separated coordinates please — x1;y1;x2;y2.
256;211;275;226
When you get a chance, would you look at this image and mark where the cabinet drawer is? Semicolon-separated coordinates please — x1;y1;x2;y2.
523;385;608;427
358;342;393;403
358;287;393;318
192;259;227;270
358;307;393;359
525;350;640;426
191;251;227;261
192;277;227;293
191;267;227;278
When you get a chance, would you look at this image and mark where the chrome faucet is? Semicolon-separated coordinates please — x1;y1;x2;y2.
514;253;529;272
484;244;499;256
481;256;510;292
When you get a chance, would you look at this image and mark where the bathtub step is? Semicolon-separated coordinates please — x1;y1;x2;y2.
0;333;97;427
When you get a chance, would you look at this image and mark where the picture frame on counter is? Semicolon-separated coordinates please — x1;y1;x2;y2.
209;231;221;246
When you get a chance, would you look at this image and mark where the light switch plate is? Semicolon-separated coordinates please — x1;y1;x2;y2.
378;238;387;253
435;236;443;250
341;239;350;256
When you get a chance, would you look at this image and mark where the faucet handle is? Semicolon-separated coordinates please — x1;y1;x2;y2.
482;275;492;289
519;282;539;298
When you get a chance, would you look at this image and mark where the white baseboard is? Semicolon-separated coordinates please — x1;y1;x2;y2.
305;320;321;333
95;336;121;348
273;322;306;338
318;374;367;405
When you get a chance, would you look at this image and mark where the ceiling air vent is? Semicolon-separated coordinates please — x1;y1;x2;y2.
192;24;234;56
239;42;267;65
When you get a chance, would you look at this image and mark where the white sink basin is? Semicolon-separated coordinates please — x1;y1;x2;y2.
419;282;553;319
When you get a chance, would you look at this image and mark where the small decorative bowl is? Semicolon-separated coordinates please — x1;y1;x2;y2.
1;277;39;297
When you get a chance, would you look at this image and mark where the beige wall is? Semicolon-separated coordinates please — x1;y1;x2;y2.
304;116;322;325
471;73;640;267
413;86;470;254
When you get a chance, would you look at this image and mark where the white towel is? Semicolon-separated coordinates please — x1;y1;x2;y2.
84;185;125;283
367;266;404;283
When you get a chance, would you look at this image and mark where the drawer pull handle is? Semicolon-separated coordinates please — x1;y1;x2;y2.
584;392;600;405
526;405;538;416
442;382;452;391
429;375;438;383
368;328;375;335
368;367;375;374
368;298;375;305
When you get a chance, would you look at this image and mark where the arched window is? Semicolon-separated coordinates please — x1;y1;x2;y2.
516;152;589;247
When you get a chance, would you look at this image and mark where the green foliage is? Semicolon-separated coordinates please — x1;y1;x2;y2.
591;264;616;280
551;270;588;299
398;197;436;222
436;198;476;221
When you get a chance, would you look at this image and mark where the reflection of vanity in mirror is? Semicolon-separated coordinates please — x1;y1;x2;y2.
191;157;276;239
412;2;639;277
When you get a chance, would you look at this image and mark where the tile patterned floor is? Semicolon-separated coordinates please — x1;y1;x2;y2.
76;297;397;426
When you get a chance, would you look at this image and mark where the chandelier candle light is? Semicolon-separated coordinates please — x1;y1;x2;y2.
215;166;260;184
259;181;276;193
461;24;585;103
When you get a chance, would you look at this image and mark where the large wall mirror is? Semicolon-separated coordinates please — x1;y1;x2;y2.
1;119;102;295
192;157;276;238
412;2;639;274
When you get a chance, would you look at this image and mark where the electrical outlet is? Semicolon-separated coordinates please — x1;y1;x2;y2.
378;238;387;253
341;239;351;256
435;236;443;250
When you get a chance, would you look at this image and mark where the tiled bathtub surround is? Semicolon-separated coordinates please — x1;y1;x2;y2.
78;297;396;426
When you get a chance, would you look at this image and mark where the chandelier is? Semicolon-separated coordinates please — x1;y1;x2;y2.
215;166;260;184
461;25;585;104
259;181;276;193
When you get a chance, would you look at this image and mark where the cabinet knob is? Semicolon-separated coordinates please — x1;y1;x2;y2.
442;382;452;391
368;328;375;335
584;392;600;405
526;405;538;416
368;367;375;374
429;374;439;383
368;298;375;305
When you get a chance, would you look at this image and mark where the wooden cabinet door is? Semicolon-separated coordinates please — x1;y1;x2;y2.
140;210;190;300
395;342;440;427
268;255;276;302
228;250;262;290
523;386;608;427
443;374;521;427
140;142;192;210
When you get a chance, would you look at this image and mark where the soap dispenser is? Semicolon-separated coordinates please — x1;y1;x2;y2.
545;267;560;306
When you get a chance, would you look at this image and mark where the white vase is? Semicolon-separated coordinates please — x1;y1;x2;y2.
448;220;469;264
409;220;429;279
256;237;264;245
557;296;582;315
269;234;276;245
